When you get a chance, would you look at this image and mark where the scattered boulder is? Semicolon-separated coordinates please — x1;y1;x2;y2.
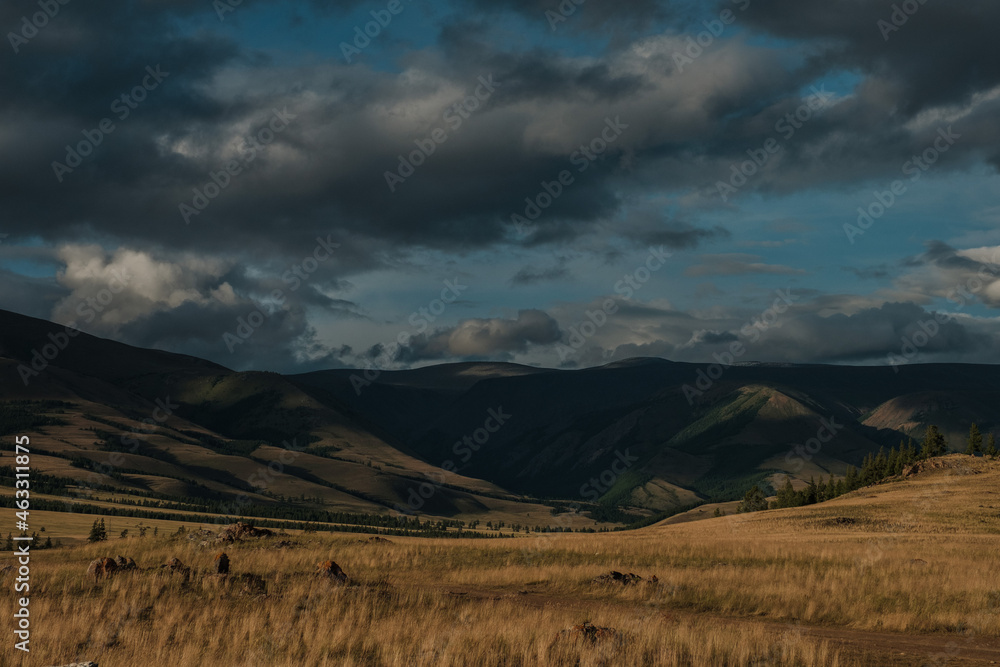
316;560;348;583
591;571;649;586
186;528;217;546
217;522;273;543
86;557;118;583
114;555;138;571
557;622;623;644
214;552;230;575
160;557;191;583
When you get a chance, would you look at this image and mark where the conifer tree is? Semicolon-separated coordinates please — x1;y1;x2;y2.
87;519;107;543
737;486;769;513
874;448;888;477
776;476;798;508
966;423;984;456
986;433;998;458
844;465;858;491
921;425;946;458
805;476;818;505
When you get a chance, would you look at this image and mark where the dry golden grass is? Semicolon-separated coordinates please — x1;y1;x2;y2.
3;454;999;666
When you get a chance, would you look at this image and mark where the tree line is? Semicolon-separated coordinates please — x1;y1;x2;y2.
739;423;997;513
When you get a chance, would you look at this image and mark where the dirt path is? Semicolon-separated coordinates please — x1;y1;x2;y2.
429;583;1000;665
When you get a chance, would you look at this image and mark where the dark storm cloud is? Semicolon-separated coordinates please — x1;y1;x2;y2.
600;301;992;367
457;0;681;34
3;0;999;270
755;302;987;365
736;0;1000;114
4;0;1000;372
115;297;349;373
0;0;779;262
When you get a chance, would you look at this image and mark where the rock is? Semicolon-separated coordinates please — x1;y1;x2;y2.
557;622;623;644
316;560;348;583
591;571;647;586
186;528;216;544
46;662;99;667
86;557;118;583
114;555;138;571
910;558;929;565
160;557;191;583
214;552;230;575
217;522;273;543
362;536;392;544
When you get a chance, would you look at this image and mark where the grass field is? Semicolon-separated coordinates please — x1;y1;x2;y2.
3;454;999;666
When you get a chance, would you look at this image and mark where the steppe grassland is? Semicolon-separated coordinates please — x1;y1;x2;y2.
4;455;998;666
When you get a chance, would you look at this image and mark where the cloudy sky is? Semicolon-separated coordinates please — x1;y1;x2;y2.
2;0;1000;372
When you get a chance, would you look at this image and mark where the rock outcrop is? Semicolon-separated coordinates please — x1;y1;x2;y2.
86;557;118;583
214;552;230;575
315;560;348;583
217;522;273;543
161;557;191;583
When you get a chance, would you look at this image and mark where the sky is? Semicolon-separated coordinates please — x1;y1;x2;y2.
2;0;1000;373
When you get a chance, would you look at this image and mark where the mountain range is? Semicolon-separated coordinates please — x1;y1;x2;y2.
1;307;997;528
